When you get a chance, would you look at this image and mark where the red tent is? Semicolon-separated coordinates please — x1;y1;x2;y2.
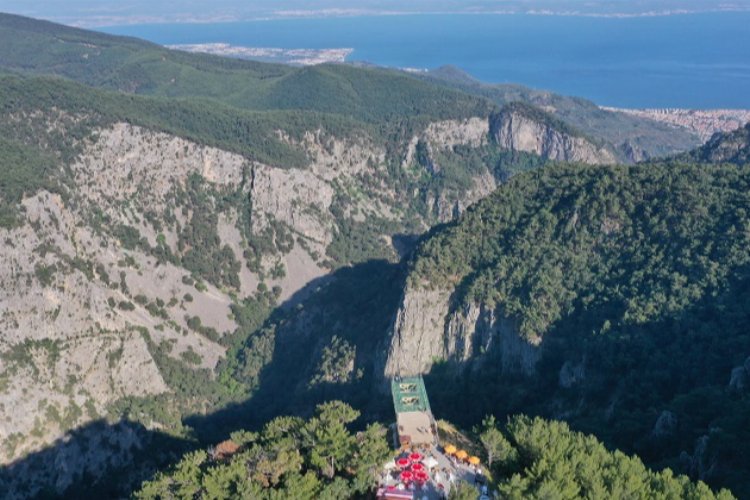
396;457;410;469
409;452;423;462
400;470;414;482
411;462;425;473
414;470;429;483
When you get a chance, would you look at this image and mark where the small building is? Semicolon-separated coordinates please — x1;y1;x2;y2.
210;439;240;461
391;376;438;448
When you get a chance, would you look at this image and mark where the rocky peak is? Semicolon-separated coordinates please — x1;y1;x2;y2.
490;102;617;164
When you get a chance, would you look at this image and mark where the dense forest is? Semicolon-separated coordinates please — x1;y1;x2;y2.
406;161;750;495
137;401;391;499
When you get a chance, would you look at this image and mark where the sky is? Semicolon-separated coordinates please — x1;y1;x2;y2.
2;0;750;26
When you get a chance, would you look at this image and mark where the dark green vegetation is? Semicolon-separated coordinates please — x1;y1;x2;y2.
410;162;750;495
0;13;702;164
0;10;743;500
136;401;391;499
0;138;56;227
0;13;488;123
477;415;733;499
135;401;732;499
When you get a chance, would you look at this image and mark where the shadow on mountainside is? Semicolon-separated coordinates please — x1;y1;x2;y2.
184;258;406;442
423;262;750;497
0;419;192;499
8;258;750;497
0;259;407;499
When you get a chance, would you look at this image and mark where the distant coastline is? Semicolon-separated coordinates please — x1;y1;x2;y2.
100;12;750;109
47;6;750;29
168;43;353;65
603;108;750;142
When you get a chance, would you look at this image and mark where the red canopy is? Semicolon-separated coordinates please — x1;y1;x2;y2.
411;462;425;472
396;457;410;468
400;470;414;482
409;452;423;462
414;470;429;483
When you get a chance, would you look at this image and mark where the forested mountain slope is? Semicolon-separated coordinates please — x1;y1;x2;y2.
0;63;568;495
0;13;486;122
385;162;750;496
0;12;701;161
0;70;514;495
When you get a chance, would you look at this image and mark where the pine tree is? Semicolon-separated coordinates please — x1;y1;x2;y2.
305;401;359;479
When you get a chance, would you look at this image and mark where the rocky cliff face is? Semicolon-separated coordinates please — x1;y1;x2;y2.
0;109;513;496
382;286;541;383
490;105;617;164
1;102;649;496
402;117;499;222
682;122;750;165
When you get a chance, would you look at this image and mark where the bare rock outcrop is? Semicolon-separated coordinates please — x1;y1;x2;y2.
490;104;617;164
402;117;490;169
2;111;520;490
383;288;452;378
382;287;541;383
728;356;750;391
559;360;586;389
652;410;678;438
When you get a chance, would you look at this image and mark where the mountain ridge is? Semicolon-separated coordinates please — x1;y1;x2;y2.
0;12;704;161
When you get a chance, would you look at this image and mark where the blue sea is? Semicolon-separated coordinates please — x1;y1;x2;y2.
101;13;750;109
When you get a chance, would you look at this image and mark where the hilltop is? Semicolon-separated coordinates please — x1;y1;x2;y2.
423;65;701;161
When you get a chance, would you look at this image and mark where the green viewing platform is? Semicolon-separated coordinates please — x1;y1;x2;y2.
391;376;432;415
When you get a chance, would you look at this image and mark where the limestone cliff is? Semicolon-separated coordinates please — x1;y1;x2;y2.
402;117;498;222
382;286;541;383
680;122;750;165
490;103;617;164
0;110;511;496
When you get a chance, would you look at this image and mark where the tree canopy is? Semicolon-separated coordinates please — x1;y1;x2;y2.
136;401;392;499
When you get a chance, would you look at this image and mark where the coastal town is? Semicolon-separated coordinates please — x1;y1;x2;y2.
602;107;750;141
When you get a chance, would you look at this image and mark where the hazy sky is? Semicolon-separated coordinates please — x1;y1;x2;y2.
2;0;750;26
